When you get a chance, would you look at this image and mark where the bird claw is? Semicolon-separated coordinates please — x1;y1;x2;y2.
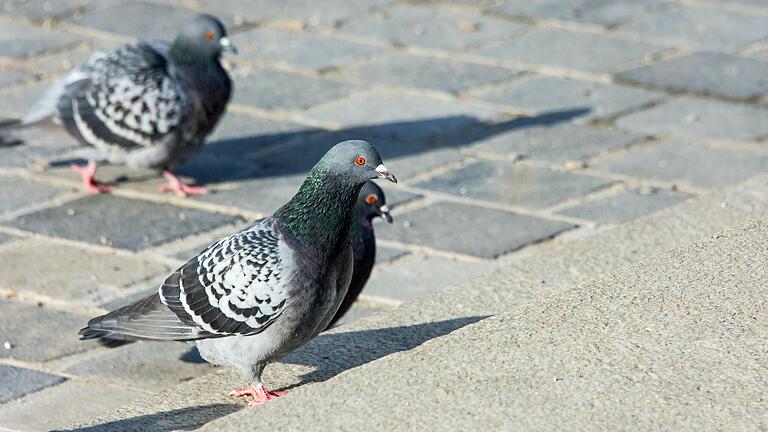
71;161;113;194
159;171;207;197
230;385;287;406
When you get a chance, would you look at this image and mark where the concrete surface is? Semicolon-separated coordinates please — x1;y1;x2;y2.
64;172;768;431
205;218;768;431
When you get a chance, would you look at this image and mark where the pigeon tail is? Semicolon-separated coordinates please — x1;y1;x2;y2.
0;117;62;147
79;292;205;345
0;119;25;147
78;327;136;348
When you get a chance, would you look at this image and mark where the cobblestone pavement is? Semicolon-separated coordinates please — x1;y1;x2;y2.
0;0;767;430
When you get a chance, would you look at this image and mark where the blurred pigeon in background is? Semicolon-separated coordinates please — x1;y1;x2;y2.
6;14;234;196
79;140;398;405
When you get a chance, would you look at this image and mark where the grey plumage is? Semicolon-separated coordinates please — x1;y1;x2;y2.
80;140;398;404
22;14;233;172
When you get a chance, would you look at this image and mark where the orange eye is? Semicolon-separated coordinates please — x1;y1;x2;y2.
366;194;378;205
205;31;215;41
355;156;366;166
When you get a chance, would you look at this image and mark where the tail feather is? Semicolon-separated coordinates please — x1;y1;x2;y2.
79;293;205;348
0;119;24;147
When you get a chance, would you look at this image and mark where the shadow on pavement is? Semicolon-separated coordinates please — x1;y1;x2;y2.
56;403;241;432
282;315;490;389
175;107;591;184
69;316;488;431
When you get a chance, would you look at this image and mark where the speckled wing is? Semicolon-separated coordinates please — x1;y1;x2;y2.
55;42;188;152
160;222;290;336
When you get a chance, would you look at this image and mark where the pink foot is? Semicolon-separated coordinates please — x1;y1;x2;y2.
159;171;207;197
71;161;112;193
229;385;288;406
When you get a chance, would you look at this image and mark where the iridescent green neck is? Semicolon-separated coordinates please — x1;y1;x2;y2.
275;165;362;261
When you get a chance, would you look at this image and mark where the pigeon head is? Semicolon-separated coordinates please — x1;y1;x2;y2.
173;14;236;59
357;181;393;223
275;141;396;253
317;140;397;186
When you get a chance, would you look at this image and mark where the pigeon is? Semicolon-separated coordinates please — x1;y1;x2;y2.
15;14;235;196
326;180;392;329
79;140;397;405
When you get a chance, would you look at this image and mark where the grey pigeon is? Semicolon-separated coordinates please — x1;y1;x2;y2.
79;140;397;405
326;181;392;329
19;14;234;196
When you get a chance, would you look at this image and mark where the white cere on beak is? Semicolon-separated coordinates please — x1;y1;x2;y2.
219;37;237;53
375;164;398;183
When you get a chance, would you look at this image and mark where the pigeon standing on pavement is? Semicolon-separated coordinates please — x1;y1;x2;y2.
326;180;392;329
13;14;235;196
79;140;398;405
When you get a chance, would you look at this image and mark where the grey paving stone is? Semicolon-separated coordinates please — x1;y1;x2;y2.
0;365;65;403
209;112;317;145
558;187;692;224
476;29;667;73
232;28;389;71
0;380;144;432
64;0;228;38
378;201;575;258
0;0;87;20
331;53;522;94
378;187;422;208
66;341;213;392
0;301;94;362
594;141;768;188
0;238;168;302
158;0;391;27
199;174;305;215
0;22;81;59
472;123;646;162
338;4;526;50
415;161;614;209
471;76;666;120
615;96;768;142
492;0;672;27
176;113;321;185
0;177;68;215
0;143;67;168
98;285;158;311
375;246;409;264
0;82;50;117
0;70;31;88
232;68;358;112
616;52;768;101
5;195;241;251
304;89;502;138
621;5;768;51
248;130;470;181
364;254;495;302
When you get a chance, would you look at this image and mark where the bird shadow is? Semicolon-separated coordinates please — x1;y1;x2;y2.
65;316;487;432
174;107;591;185
55;404;240;432
279;315;490;389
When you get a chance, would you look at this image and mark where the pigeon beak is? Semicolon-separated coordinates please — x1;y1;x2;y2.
375;164;397;183
219;37;237;54
378;204;393;223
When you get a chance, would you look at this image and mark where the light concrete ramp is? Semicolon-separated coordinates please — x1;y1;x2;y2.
205;218;768;431
65;174;768;431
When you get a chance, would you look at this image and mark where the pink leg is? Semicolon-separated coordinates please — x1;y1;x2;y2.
71;161;113;194
229;385;288;406
159;171;207;197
